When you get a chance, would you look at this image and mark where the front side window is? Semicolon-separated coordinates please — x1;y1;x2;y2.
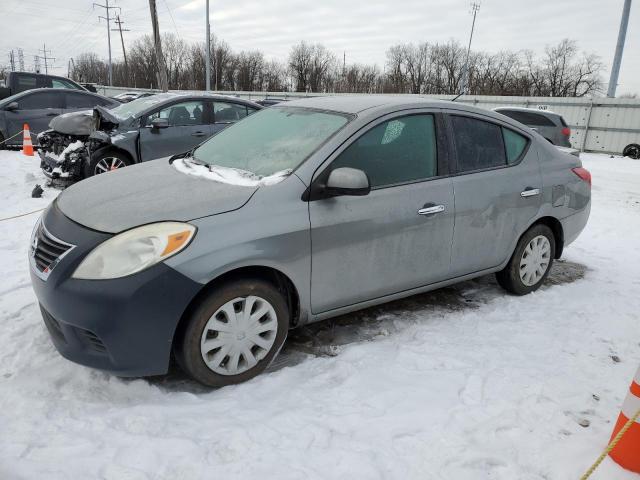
18;92;61;110
331;114;438;188
502;128;528;164
146;100;205;126
193;107;350;177
214;102;249;123
451;116;506;172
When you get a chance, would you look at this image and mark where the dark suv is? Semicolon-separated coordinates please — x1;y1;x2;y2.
494;107;572;147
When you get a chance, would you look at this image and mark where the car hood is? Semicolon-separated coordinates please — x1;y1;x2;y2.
56;159;258;233
49;109;94;135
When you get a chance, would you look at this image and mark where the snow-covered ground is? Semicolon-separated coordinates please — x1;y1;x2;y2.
0;149;638;480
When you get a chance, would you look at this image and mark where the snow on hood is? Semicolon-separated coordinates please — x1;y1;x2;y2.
172;158;292;187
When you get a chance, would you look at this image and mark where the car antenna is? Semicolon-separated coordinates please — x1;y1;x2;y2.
450;92;464;102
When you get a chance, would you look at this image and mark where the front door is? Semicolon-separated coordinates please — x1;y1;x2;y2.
446;112;542;276
6;91;63;145
139;99;212;161
309;112;455;313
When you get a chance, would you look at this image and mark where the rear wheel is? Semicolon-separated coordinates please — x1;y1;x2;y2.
175;279;289;387
623;143;640;160
85;150;131;177
496;224;556;295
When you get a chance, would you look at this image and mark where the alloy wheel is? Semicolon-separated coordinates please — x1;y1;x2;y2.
94;157;126;175
519;235;551;286
200;296;278;376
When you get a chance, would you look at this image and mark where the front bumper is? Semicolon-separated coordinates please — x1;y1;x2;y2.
30;202;203;377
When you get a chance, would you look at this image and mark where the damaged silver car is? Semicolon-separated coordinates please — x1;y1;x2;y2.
37;93;262;182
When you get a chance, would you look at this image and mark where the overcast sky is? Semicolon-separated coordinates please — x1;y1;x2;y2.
1;0;639;95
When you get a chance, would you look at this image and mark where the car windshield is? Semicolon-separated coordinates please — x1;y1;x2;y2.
109;95;164;119
192;107;351;177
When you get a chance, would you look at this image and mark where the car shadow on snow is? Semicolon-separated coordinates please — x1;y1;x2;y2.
149;260;586;392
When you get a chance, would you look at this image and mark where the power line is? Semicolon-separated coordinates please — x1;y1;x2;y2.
38;43;55;74
94;0;121;86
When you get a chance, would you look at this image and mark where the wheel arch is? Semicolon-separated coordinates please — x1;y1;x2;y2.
529;216;564;258
172;265;301;353
91;143;135;164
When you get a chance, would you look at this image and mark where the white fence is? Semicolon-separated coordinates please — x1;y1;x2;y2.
98;85;640;155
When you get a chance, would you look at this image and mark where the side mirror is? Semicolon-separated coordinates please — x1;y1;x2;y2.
5;102;18;111
324;167;370;197
150;117;169;129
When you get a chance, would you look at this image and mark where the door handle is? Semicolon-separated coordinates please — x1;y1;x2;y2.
46;112;58;116
418;204;445;216
191;131;206;137
520;188;540;198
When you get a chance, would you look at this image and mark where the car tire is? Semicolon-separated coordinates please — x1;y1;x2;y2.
623;143;640;160
0;132;5;150
496;224;556;295
85;150;132;177
175;279;289;387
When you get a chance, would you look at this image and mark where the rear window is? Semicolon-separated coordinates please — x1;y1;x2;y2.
559;116;568;127
498;110;556;127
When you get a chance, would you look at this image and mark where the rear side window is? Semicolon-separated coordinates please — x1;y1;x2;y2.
65;92;103;108
331;114;437;188
502;128;528;164
451;116;505;172
16;75;37;91
214;102;249;123
18;91;62;110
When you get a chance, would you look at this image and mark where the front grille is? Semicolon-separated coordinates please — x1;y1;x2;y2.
40;306;67;345
31;222;74;278
75;327;107;353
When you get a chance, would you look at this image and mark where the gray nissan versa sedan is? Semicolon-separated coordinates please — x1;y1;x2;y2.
29;96;591;387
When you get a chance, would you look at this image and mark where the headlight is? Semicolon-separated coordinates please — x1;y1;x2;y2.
72;222;196;280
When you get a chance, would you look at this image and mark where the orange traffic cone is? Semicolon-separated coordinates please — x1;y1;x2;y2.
22;123;34;156
609;365;640;473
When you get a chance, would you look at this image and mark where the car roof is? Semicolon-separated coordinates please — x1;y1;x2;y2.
494;106;560;117
133;92;262;108
280;95;455;114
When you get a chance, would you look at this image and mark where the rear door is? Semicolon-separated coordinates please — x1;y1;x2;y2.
446;112;541;276
138;99;212;161
5;90;63;145
309;111;455;313
12;73;38;94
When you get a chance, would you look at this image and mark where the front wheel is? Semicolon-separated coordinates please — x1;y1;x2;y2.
85;151;132;177
496;224;556;295
175;279;289;387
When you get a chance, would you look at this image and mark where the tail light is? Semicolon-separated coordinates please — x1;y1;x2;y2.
561;127;571;136
572;167;591;186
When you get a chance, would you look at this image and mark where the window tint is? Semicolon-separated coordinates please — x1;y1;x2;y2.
146;100;205;126
502;128;528;164
65;92;102;108
214;102;248;123
18;91;62;110
16;75;37;90
451;116;506;172
331;114;437;188
498;110;555;127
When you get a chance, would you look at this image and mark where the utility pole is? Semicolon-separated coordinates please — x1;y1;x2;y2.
112;15;130;76
607;0;632;97
149;0;169;91
34;55;41;74
39;44;54;74
94;0;120;86
460;2;480;95
18;48;24;71
205;0;211;90
9;51;15;71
